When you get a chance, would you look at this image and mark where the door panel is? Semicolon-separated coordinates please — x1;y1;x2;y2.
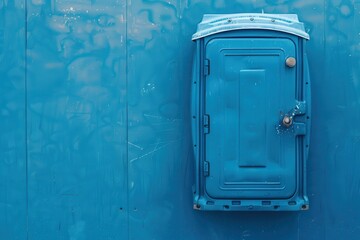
205;38;296;199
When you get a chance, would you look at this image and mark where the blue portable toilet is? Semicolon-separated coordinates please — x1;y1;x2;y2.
191;13;311;211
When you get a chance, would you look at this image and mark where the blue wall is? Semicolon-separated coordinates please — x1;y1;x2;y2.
0;0;360;239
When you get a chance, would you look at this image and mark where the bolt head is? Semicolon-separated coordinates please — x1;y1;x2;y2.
282;116;292;127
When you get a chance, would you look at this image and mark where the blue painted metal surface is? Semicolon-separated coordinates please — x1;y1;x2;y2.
0;1;26;239
0;0;359;239
191;18;311;210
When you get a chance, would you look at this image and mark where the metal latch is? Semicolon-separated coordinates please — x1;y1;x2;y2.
280;101;307;135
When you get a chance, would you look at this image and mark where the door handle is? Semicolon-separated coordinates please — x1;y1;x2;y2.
279;101;307;135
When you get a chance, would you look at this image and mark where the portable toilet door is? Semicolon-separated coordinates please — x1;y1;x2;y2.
191;13;311;211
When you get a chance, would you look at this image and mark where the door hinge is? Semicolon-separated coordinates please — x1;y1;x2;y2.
203;161;209;177
204;59;210;76
203;114;210;134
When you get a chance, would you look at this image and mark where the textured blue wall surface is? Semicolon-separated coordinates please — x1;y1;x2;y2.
0;0;360;239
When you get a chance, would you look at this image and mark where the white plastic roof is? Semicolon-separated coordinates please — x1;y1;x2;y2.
192;13;310;40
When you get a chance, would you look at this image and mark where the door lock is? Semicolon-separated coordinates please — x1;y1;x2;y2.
281;101;307;128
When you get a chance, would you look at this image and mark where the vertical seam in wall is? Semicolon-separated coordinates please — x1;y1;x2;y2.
178;0;185;214
297;214;300;240
125;0;129;239
24;0;29;239
323;0;327;239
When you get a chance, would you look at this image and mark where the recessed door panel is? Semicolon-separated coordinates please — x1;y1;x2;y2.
205;38;296;199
